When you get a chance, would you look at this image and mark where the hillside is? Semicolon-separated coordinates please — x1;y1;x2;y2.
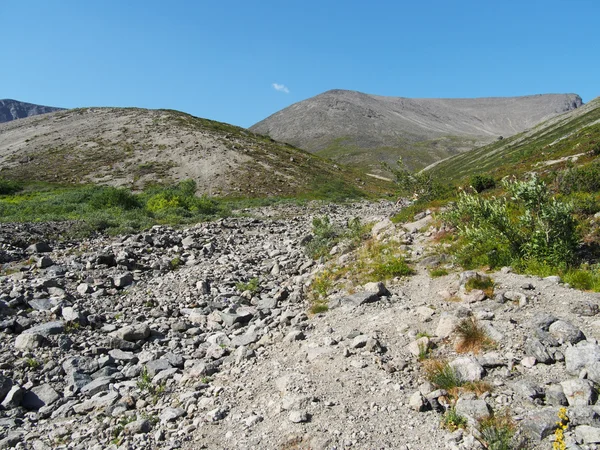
250;89;582;173
0;107;391;198
0;99;63;123
426;96;600;182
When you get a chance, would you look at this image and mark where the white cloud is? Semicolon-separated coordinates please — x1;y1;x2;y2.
272;83;290;94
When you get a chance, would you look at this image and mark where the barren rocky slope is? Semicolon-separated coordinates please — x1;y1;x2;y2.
2;202;600;449
0;108;389;197
250;90;582;172
0;100;63;124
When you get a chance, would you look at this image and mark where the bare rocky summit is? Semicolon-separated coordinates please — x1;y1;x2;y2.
0;99;63;124
250;90;582;171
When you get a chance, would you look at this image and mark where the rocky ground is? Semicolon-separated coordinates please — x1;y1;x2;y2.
1;201;600;449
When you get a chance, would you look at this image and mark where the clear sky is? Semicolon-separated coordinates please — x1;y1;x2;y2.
2;0;599;128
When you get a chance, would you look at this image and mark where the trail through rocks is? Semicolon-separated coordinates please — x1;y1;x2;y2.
1;201;600;450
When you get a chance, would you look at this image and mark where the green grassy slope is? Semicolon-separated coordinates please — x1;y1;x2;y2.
427;97;600;183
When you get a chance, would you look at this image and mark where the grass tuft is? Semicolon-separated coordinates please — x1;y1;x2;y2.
455;317;495;354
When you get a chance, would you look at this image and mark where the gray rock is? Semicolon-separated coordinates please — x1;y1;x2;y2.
62;307;85;324
37;256;53;268
572;301;600;317
521;408;560;440
568;406;600;427
73;390;119;413
22;384;60;410
26;242;52;254
455;398;491;424
435;313;459;338
524;338;554;364
14;333;44;350
23;321;64;337
113;272;134;288
546;385;568;406
65;371;93;391
449;357;484;382
561;379;596;406
0;375;12;403
341;291;380;307
62;356;99;374
77;283;93;295
288;409;310;423
160;407;186;423
108;349;139;362
409;391;429;412
587;361;600;384
362;281;390;296
407;337;430;357
114;323;150;341
124;418;152;434
576;425;600;444
0;386;23;409
549;320;585;344
0;433;22;449
80;377;112;397
511;380;545;401
565;341;600;375
145;359;172;378
27;298;53;311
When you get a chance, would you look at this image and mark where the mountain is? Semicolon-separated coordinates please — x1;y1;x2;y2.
0;99;63;123
0;107;390;197
426;96;600;182
250;89;582;172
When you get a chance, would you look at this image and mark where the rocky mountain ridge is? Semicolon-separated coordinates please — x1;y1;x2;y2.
250;90;583;172
1;201;600;449
0;100;63;124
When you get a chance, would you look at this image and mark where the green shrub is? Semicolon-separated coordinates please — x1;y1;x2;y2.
0;179;22;195
478;410;517;450
236;277;260;293
470;174;496;193
429;268;449;278
387;158;453;201
423;360;463;391
445;174;579;269
89;187;141;210
556;160;600;194
442;408;468;431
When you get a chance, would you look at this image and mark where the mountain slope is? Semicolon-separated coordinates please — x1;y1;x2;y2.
0;107;391;198
0;99;63;123
426;96;600;182
250;89;582;172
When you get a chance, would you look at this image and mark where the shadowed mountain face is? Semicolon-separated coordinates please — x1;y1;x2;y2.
0;107;390;197
0;99;63;123
250;90;583;171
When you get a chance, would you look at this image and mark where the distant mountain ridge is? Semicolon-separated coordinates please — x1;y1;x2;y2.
0;99;63;123
250;90;583;172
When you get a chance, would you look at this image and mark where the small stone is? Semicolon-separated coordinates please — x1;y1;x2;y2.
160;407;186;423
521;408;560;440
565;341;600;375
407;337;430;357
37;256;54;268
1;386;23;409
15;333;44;350
455;398;491;424
113;323;150;341
26;242;52;254
521;356;536;368
113;273;134;288
288;410;310;423
449;357;484;382
124;419;152;434
409;391;429;412
22;384;60;410
572;301;599;317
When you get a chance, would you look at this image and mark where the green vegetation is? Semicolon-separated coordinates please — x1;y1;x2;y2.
429;268;449;278
423;359;463;391
454;317;495;354
469;174;496;193
236;277;260;294
25;358;41;369
304;216;369;259
0;178;22;195
477;410;518;450
465;277;495;298
442;408;468;432
0;180;229;237
445;175;579;270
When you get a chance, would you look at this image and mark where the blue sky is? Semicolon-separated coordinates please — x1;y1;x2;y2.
2;0;599;127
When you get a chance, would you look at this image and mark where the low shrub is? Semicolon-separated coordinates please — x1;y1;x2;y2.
470;174;496;193
477;410;517;450
0;179;22;195
442;408;468;431
423;359;463;391
455;317;495;354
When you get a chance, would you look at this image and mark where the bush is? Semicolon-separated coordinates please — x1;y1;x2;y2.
388;158;452;201
445;174;579;269
0;179;23;195
455;317;495;354
89;187;141;210
469;174;496;193
556;161;600;194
